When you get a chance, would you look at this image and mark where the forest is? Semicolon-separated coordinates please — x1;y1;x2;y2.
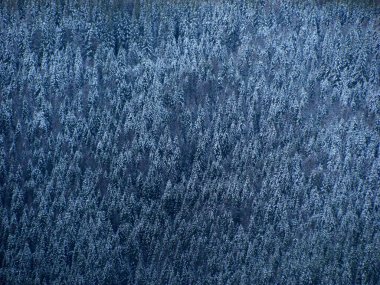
0;0;379;284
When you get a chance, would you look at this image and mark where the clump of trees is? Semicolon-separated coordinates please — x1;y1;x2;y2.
0;0;379;284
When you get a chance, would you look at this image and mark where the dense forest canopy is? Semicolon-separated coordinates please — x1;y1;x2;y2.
0;0;379;284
